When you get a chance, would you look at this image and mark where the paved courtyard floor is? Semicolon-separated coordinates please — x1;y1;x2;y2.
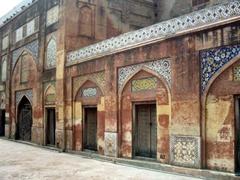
0;139;201;180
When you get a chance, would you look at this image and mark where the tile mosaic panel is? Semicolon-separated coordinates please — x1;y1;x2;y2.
170;135;201;168
1;58;7;82
46;38;57;69
2;35;9;50
12;40;39;70
104;132;118;157
67;1;240;65
26;19;35;36
16;89;33;106
0;92;5;109
15;26;23;42
200;44;240;93
234;65;240;81
47;6;59;26
73;71;105;97
131;77;157;92
82;87;97;97
118;59;171;91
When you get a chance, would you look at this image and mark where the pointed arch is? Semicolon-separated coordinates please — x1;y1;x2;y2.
17;94;33;107
44;84;56;105
202;54;240;103
119;66;171;97
46;37;57;69
12;49;37;72
74;79;104;101
201;54;240;169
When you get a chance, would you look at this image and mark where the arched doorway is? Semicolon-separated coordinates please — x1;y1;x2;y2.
73;79;105;154
16;96;32;141
120;69;171;161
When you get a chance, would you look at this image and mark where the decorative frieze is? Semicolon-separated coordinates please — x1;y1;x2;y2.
82;87;97;97
67;1;240;65
118;59;171;91
104;132;118;157
12;40;39;70
234;65;240;81
200;44;240;93
170;135;201;168
131;77;157;92
16;89;33;106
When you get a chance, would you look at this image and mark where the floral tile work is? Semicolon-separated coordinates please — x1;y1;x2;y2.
234;65;240;81
82;87;97;97
131;77;157;92
200;44;240;93
170;135;200;168
118;59;171;91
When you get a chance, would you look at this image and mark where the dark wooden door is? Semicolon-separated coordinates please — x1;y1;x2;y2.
84;107;97;151
46;108;56;145
0;110;5;136
236;97;240;173
135;104;157;158
17;97;32;141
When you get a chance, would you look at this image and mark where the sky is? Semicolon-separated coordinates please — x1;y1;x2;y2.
0;0;23;18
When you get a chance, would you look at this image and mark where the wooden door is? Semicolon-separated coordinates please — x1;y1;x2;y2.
236;96;240;173
0;110;5;136
17;97;32;141
135;104;157;158
46;108;56;145
84;107;97;151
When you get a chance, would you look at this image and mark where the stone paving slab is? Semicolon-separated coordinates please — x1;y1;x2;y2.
0;139;201;180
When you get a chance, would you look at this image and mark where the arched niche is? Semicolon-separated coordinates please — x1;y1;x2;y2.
203;58;240;172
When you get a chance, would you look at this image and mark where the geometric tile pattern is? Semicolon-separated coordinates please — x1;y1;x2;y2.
170;135;201;168
82;87;97;97
73;71;105;98
234;65;240;81
67;1;240;65
16;89;33;106
118;59;171;91
131;77;157;92
46;38;57;69
200;44;240;93
104;132;118;157
12;40;39;70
